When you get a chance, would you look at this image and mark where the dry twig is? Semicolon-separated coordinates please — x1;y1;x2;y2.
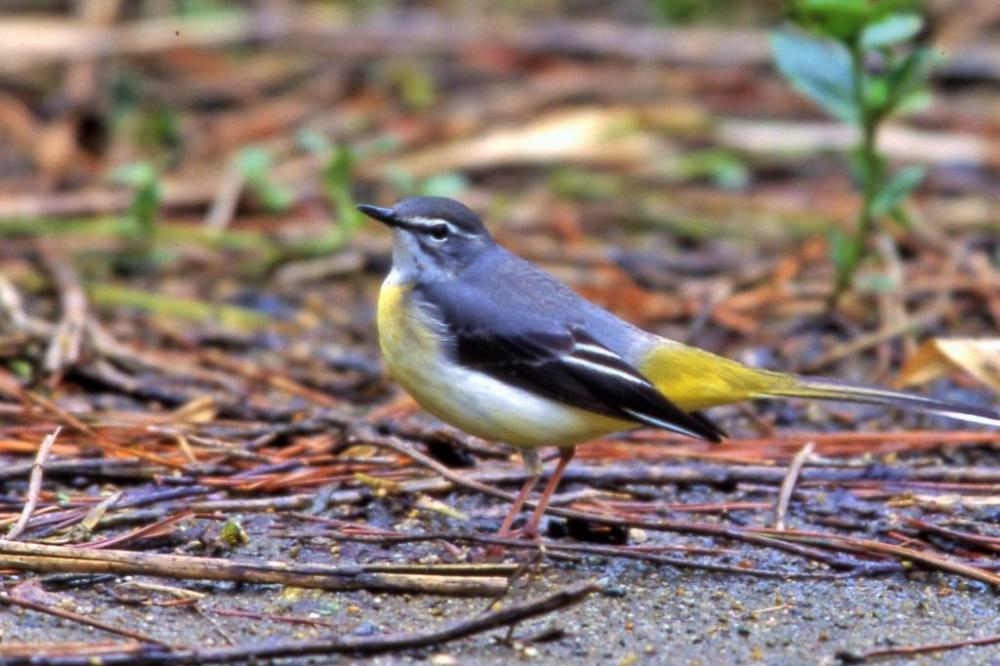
0;580;601;666
3;427;61;541
774;441;814;531
0;582;162;645
0;540;510;596
837;631;1000;663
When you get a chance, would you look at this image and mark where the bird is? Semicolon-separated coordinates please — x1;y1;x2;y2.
358;196;1000;539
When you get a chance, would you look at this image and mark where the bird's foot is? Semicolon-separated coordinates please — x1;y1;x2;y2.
482;524;544;560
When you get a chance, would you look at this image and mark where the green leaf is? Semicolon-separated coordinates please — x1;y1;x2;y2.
324;145;362;235
894;88;932;115
849;147;885;186
111;161;160;236
771;30;858;123
419;172;469;198
236;146;272;180
829;227;859;274
237;146;293;213
675;149;749;189
7;359;32;380
888;48;935;93
549;167;624;200
383;165;417;196
297;128;332;155
791;0;872;42
857;273;897;293
651;0;703;23
111;161;157;189
219;519;249;548
325;145;354;191
885;47;935;114
257;182;294;213
865;76;890;112
860;13;923;49
889;205;914;229
872;165;925;217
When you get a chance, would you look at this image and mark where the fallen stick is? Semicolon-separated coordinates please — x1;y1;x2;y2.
0;580;601;666
307;527;854;580
0;541;510;596
3;427;60;540
0;642;141;660
0;587;163;645
774;441;814;531
766;533;1000;588
837;631;1000;663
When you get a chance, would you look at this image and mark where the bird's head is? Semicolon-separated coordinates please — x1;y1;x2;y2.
358;197;495;281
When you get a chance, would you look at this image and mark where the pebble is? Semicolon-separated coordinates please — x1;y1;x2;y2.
352;622;376;636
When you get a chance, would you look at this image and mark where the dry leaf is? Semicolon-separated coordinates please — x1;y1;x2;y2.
171;395;218;422
385;107;659;177
416;494;468;521
897;338;1000;394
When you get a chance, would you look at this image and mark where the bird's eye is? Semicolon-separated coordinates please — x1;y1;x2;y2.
430;224;450;241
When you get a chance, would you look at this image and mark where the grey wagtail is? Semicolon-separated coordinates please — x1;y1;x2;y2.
358;197;1000;538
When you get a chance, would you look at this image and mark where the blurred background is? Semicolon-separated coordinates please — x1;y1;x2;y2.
2;3;1000;660
0;0;997;413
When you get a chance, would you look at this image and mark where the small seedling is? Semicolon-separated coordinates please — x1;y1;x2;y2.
236;146;294;214
322;144;365;245
298;130;365;251
113;161;160;236
652;0;744;23
772;0;934;303
110;161;162;272
384;165;469;200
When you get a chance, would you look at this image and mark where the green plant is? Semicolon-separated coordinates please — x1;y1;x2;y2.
771;0;933;302
297;131;366;252
236;146;294;214
110;161;162;271
321;145;365;245
113;162;160;233
384;166;469;201
651;0;745;24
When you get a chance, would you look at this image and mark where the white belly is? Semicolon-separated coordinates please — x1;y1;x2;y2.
406;354;633;448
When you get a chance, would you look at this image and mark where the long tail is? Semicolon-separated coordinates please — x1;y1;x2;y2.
761;375;1000;428
641;343;1000;427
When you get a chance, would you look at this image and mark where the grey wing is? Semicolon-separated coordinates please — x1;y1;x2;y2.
416;261;725;443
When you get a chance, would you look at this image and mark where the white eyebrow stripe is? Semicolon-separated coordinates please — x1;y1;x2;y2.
408;217;443;228
407;217;470;235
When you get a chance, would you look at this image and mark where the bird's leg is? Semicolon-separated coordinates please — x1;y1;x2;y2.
497;476;538;537
497;449;541;537
522;447;575;539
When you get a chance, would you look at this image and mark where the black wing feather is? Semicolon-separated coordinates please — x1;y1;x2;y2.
427;289;723;442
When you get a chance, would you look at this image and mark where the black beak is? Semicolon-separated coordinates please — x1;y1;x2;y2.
357;204;402;228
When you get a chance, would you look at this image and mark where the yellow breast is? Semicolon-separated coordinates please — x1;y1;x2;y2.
376;279;441;391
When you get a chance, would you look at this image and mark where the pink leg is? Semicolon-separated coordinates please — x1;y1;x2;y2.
523;448;575;539
498;474;539;537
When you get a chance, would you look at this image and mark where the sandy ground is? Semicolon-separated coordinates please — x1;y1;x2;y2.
3;510;999;666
